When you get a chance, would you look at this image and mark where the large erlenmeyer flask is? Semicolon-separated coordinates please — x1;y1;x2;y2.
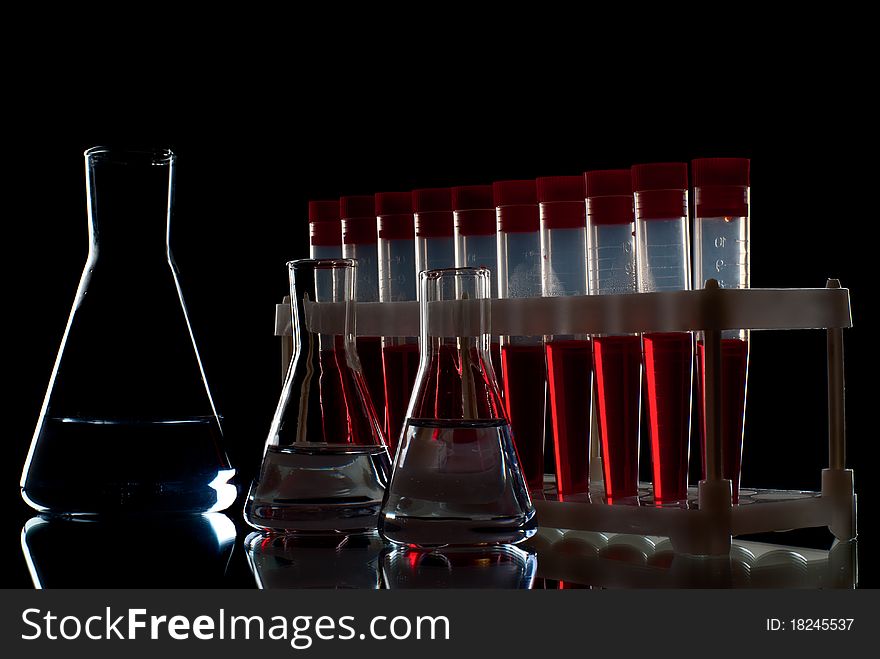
379;267;536;547
244;258;391;533
21;147;236;514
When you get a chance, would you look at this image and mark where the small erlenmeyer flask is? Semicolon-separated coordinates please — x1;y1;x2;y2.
21;147;236;515
379;267;536;547
245;258;391;533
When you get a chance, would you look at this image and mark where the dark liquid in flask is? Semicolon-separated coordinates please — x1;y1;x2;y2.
593;335;642;500
357;337;386;429
643;332;693;503
501;343;546;491
22;416;234;514
696;337;749;502
545;339;593;496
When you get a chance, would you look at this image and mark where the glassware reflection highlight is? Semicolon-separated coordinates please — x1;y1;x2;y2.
382;545;537;589
244;532;385;589
21;514;236;589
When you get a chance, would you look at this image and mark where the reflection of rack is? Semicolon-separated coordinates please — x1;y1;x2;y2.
274;279;855;556
526;528;857;588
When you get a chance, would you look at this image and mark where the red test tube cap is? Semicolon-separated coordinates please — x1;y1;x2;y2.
375;192;414;240
412;188;453;238
493;180;538;233
308;199;341;246
452;185;495;237
692;158;750;218
340;195;377;245
631;163;688;221
536;175;586;229
585;169;633;226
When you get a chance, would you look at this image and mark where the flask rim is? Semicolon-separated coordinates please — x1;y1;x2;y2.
84;146;175;165
286;258;356;270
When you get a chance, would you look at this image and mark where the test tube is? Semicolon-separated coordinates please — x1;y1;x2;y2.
495;179;547;492
452;184;502;381
308;200;342;258
341;194;385;426
586;169;641;501
692;157;750;503
376;191;418;450
538;176;592;496
632;163;693;504
413;188;456;286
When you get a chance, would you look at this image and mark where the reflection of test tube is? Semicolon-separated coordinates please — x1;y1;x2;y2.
452;185;502;381
495;180;546;491
538;176;592;496
413;188;455;287
308;200;342;258
341;195;385;425
376;192;418;449
632;163;693;504
586;170;641;501
692;158;750;503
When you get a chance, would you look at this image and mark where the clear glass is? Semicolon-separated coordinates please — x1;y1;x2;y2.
342;241;380;303
245;259;391;533
587;219;642;501
21;514;236;588
20;147;235;515
541;218;592;497
244;531;384;589
634;207;693;504
379;267;536;547
693;209;751;502
382;544;537;588
496;226;546;491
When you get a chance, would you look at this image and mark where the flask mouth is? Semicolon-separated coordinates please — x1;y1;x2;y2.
84;146;175;165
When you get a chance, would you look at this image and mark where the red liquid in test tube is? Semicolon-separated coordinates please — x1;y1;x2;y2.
538;175;591;496
375;191;418;451
585;169;642;501
545;340;593;494
692;157;751;503
696;338;749;502
632;163;693;505
494;180;547;491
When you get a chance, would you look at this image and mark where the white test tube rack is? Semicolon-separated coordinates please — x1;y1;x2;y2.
274;278;855;556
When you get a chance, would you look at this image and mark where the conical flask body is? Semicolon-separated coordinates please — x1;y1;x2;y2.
379;267;536;547
245;259;390;533
21;148;235;514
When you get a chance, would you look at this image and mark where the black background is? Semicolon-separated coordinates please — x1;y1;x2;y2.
2;31;875;587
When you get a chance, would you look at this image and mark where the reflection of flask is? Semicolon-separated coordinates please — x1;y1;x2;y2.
245;259;390;533
632;163;693;504
245;531;385;589
692;158;750;503
382;545;536;588
21;514;236;588
494;180;547;491
21;147;235;515
379;267;536;547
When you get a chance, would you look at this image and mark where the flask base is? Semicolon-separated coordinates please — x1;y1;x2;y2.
244;444;391;534
378;510;537;548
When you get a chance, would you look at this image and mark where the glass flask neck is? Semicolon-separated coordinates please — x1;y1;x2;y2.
410;267;504;421
85;148;174;260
